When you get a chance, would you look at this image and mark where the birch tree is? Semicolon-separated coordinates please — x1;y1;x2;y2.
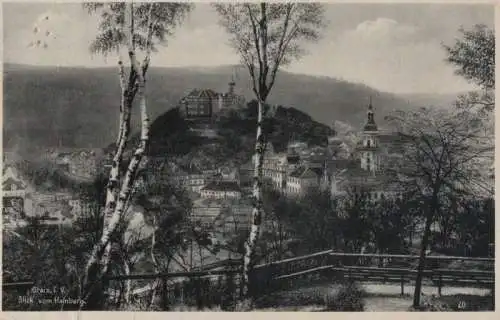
80;2;192;309
213;3;325;302
385;107;493;308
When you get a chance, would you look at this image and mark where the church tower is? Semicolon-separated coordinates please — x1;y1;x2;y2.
228;75;235;95
360;97;379;174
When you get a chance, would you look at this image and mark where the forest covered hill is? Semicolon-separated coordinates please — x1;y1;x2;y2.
3;63;457;151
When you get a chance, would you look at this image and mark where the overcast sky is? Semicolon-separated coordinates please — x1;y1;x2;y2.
3;2;494;94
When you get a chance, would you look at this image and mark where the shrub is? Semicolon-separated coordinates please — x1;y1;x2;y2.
409;293;494;312
323;281;365;311
417;295;453;311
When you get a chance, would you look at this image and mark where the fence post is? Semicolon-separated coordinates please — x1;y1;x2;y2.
180;283;184;306
195;277;202;310
161;278;168;310
438;273;442;297
400;275;404;295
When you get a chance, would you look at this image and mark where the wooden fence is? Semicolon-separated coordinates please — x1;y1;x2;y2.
3;251;494;310
252;251;494;295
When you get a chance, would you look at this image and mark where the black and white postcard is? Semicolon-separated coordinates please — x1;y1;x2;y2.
1;0;495;313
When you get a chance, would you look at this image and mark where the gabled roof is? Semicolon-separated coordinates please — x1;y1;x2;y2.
202;180;241;192
302;153;327;163
185;88;219;100
327;159;359;173
289;166;322;179
3;177;26;191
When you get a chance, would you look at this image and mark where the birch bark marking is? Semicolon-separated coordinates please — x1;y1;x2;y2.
123;258;131;304
81;1;192;309
243;98;265;298
102;54;132;274
150;216;160;308
213;3;325;303
82;3;144;307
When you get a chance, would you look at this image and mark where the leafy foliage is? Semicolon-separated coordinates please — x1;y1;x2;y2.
445;25;494;116
451;198;494;257
83;2;193;55
214;3;325;100
444;24;494;91
323;281;365;311
132;168;194;272
385;107;493;199
3;203;104;310
123;100;334;168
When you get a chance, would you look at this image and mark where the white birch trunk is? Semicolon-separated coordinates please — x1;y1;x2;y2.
123;259;131;305
102;67;132;273
241;5;268;302
149;217;160;308
82;2;151;307
242;98;265;299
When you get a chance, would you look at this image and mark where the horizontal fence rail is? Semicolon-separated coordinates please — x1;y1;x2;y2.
4;252;493;310
2;281;35;289
105;269;241;281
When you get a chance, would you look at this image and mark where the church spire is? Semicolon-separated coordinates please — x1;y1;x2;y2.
363;96;378;132
228;74;235;95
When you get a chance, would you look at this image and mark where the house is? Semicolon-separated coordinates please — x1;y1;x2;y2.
329;163;399;201
179;80;245;120
190;197;251;232
179;88;218;119
325;99;409;201
48;148;101;180
288;141;308;154
2;164;34;217
286;166;323;197
3;158;93;225
327;136;351;159
217;79;246;111
174;171;207;194
200;180;242;199
218;165;240;183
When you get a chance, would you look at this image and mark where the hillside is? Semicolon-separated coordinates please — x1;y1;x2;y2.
3;63;457;151
398;92;462;109
124;101;335;169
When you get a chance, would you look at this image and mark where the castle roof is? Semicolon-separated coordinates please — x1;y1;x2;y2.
184;88;219;100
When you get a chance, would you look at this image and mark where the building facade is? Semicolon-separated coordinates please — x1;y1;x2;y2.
179;80;245;120
200;180;242;199
327;99;406;201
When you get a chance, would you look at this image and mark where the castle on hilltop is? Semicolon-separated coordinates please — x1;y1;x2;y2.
178;78;245;120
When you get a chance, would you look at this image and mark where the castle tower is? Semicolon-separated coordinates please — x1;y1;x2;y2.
360;96;379;174
228;75;235;95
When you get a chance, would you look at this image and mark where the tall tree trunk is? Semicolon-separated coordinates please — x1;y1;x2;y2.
150;218;159;308
123;258;131;305
81;3;151;309
242;98;265;301
102;73;133;273
413;195;438;308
